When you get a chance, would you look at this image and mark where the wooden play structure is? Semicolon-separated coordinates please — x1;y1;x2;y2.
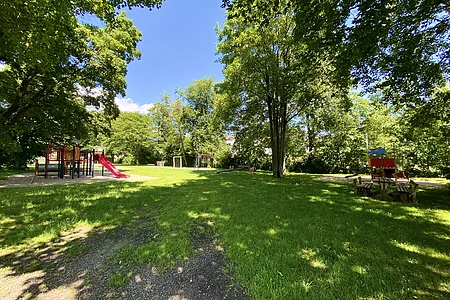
34;142;88;179
368;148;408;183
34;143;128;180
352;147;418;203
195;153;214;169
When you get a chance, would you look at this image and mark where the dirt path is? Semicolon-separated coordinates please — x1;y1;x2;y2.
0;221;249;300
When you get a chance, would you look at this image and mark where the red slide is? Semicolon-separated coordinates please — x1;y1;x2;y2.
97;154;129;178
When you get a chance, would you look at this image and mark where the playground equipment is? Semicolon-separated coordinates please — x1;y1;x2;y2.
173;156;183;168
368;147;409;183
195;153;214;169
34;143;128;180
349;148;418;203
94;151;129;178
34;143;86;179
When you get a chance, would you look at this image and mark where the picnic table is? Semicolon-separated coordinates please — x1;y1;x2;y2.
396;180;419;203
373;177;394;201
353;177;373;196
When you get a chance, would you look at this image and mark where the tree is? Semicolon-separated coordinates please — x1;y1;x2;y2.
104;112;155;165
149;93;192;165
397;86;450;176
216;4;347;177
222;0;450;106
180;78;226;157
0;0;164;168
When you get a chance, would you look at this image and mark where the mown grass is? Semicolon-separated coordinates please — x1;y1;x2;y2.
1;167;449;299
0;168;32;180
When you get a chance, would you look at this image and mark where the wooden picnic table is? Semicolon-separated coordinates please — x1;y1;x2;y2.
373;177;394;201
396;180;419;203
353;177;373;196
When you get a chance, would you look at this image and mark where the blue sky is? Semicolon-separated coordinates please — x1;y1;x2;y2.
116;0;226;112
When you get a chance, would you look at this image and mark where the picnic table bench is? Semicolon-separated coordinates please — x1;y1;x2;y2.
396;180;418;203
238;165;251;170
353;177;373;196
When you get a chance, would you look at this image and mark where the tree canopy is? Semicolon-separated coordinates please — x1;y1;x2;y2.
0;1;164;168
216;2;348;177
221;0;450;105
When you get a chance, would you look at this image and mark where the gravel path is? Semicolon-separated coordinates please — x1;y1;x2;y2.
0;220;249;300
0;172;154;188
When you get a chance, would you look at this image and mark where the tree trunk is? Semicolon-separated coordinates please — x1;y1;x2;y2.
268;94;287;178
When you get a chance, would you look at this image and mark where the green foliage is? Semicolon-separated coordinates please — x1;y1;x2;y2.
180;77;227;156
149;93;192;164
217;4;348;177
223;0;450;105
0;1;164;169
104;112;156;165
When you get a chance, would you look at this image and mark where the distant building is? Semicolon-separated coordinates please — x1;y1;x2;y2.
225;134;235;147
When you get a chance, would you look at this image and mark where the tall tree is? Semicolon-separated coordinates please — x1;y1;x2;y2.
104;112;154;165
222;0;450;105
0;0;164;168
217;3;347;177
180;77;226;156
149;93;192;165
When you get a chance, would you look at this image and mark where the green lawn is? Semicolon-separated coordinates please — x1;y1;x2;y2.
0;168;32;180
1;167;449;299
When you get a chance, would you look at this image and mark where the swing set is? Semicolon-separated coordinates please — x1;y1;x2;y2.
195;153;214;169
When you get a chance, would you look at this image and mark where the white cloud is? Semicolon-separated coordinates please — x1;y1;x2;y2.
77;86;103;97
77;86;153;114
115;97;153;114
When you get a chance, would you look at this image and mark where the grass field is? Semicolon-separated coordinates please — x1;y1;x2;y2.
1;167;449;299
0;169;32;181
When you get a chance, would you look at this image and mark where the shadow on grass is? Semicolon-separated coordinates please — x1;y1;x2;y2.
0;170;449;299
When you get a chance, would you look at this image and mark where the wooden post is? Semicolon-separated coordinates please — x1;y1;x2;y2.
72;146;75;179
92;149;95;177
101;150;104;176
394;144;397;185
60;147;64;179
44;146;49;178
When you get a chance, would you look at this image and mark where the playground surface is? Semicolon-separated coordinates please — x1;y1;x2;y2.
0;172;154;189
315;174;446;188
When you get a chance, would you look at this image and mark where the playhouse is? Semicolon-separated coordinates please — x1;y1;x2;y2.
368;147;408;183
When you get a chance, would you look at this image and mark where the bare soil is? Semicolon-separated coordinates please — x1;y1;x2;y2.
0;220;249;300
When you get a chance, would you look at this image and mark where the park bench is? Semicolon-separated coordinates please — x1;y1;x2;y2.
396;180;418;203
238;165;251;170
353;177;373;196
